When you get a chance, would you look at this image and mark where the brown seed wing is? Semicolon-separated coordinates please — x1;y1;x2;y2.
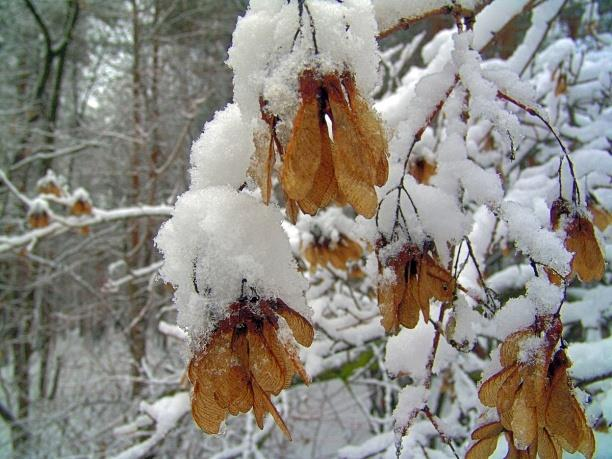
590;204;612;231
285;197;299;224
465;437;500;459
261;321;289;394
566;217;605;283
399;277;421;329
247;328;284;395
471;421;504;440
379;281;400;334
478;365;516;407
298;122;337;212
538;429;561;459
342;237;363;260
378;260;406;333
510;386;538;450
226;365;253;415
275;303;315;347
251;379;292;440
340;73;389;186
281;90;322;201
578;419;596;459
191;380;227;434
231;326;250;368
328;88;379;217
500;330;533;368
545;363;583;452
250;129;275;205
497;366;521;430
421;254;455;303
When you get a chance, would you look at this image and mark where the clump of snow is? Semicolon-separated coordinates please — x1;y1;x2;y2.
568;337;612;383
190;103;254;190
393;385;428;431
486;277;562;341
501;200;571;276
472;0;530;51
385;318;456;382
373;1;449;35
155;186;308;343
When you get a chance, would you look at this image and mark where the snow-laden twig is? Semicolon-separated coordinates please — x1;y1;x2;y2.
0;205;172;253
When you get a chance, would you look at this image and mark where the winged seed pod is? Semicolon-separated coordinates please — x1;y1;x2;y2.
27;199;51;229
188;295;314;440
467;316;595;459
550;198;605;283
377;243;455;334
279;69;388;221
302;233;363;273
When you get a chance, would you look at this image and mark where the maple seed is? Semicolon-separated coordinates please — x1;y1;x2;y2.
302;234;362;272
188;296;313;440
409;157;437;184
550;198;605;283
469;316;595;458
377;243;455;334
280;70;388;219
70;198;93;217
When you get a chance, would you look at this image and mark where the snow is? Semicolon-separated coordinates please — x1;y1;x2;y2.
568;338;612;383
111;392;190;459
155;187;309;345
385;319;456;382
393;385;428;431
472;0;530;51
501;200;571;276
190;103;254;189
373;1;449;35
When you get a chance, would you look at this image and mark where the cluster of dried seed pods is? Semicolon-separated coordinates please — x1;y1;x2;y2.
251;69;388;222
27;206;50;229
302;233;363;273
409;157;437;185
467;315;595;459
377;243;455;334
188;296;314;439
550;198;605;284
70;197;93;217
